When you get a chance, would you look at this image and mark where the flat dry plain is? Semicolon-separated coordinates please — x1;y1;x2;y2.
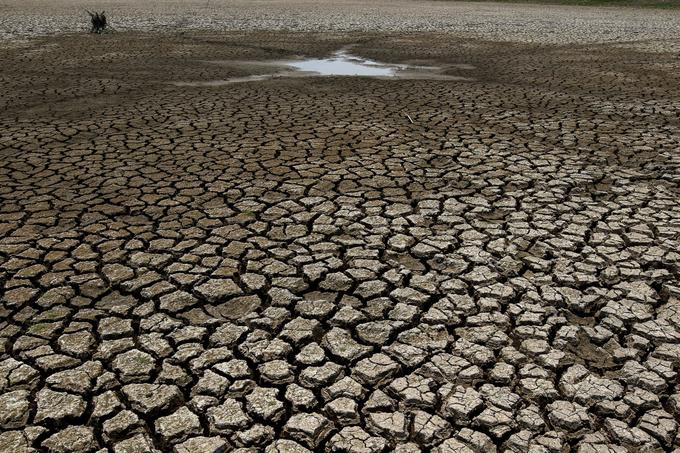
1;1;680;452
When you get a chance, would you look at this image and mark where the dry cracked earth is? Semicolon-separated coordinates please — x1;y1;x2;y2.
1;21;680;453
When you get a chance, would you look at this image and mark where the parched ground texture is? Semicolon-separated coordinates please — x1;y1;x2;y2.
1;2;680;452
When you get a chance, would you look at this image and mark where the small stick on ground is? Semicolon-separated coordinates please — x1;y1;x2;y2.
405;113;414;124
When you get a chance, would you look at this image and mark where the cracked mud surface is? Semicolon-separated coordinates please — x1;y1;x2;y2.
4;0;680;45
1;30;680;452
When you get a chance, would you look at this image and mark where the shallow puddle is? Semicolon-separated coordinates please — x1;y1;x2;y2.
284;49;406;76
173;48;474;86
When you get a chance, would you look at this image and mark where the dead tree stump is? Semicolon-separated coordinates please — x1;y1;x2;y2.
87;10;108;34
